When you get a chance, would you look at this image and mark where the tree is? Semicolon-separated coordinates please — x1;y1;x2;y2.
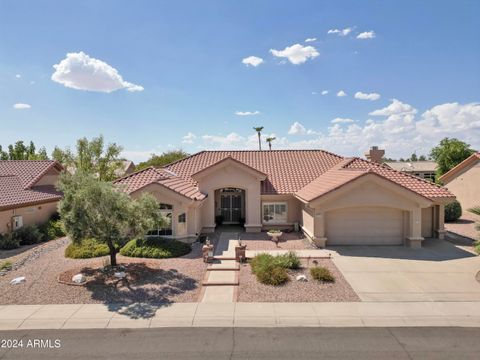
136;150;189;171
409;153;418;162
430;138;475;177
418;155;427;161
253;126;264;150
52;135;123;181
266;137;276;151
0;141;48;160
58;173;163;266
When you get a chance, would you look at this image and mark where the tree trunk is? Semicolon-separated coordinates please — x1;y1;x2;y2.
268;142;272;150
107;239;117;266
257;133;261;150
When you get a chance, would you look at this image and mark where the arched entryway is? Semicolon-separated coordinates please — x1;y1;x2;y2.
214;188;246;225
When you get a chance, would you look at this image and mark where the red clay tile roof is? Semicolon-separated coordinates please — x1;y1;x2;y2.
438;152;480;184
115;150;454;202
114;167;206;200
0;160;63;189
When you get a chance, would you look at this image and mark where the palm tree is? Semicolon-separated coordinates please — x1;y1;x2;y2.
266;137;276;150
253;126;264;150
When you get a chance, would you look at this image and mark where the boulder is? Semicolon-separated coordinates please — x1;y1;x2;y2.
296;274;308;282
10;276;26;285
114;271;126;279
72;274;86;284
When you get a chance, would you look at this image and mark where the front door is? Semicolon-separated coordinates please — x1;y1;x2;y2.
220;192;242;224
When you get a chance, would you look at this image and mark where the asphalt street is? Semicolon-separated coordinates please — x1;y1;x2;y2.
1;327;479;359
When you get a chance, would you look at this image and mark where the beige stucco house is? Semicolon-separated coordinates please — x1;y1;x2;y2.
439;152;480;211
114;150;455;248
0;160;63;234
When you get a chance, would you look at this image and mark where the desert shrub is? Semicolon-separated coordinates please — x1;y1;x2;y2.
0;260;12;271
250;253;292;286
10;226;44;245
256;265;289;286
310;267;335;283
39;219;66;241
119;237;191;259
0;233;20;250
275;251;301;269
65;238;110;259
474;241;480;255
445;200;462;222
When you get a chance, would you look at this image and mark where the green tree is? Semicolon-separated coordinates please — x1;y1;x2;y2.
409;153;418;162
0;145;8;160
253;126;264;151
52;135;123;181
418;155;427;161
136;150;189;171
0;141;48;160
430;138;475;177
58;173;163;266
266;137;276;151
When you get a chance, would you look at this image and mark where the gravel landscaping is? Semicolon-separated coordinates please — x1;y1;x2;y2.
0;238;207;305
238;258;359;302
238;232;314;250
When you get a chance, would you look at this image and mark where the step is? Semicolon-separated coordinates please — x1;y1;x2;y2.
207;260;240;271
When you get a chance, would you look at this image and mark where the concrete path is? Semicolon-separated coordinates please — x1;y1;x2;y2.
1;302;480;330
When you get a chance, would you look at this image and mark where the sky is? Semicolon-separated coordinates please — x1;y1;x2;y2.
1;0;479;162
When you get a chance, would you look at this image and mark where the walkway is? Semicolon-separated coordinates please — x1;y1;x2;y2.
1;302;480;329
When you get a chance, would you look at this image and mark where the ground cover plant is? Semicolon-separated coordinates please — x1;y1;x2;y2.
120;237;192;259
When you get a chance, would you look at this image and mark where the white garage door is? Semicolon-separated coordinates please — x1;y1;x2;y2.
326;207;404;245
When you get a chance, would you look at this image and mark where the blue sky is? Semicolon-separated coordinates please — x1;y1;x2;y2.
1;0;479;162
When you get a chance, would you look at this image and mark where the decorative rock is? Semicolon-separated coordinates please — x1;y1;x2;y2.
10;276;26;285
114;271;126;279
296;274;308;282
72;274;86;284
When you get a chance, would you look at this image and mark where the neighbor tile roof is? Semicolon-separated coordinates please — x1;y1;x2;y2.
439;152;480;184
114;150;454;202
384;161;438;172
0;160;63;210
114;167;206;200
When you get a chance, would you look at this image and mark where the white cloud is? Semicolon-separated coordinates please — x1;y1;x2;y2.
354;91;381;101
270;44;319;65
305;38;317;43
13;103;31;109
51;51;144;93
311;91;317;95
327;27;353;36
336;90;347;97
182;132;197;144
288;121;319;135
202;132;244;147
357;31;376;39
369;99;417;116
15;74;21;78
242;56;264;67
321;90;329;95
235;110;260;116
331;117;355;124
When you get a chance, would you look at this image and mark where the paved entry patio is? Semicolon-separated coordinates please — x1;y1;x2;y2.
330;238;480;302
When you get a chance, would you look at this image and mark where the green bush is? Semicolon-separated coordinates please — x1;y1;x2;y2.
256;265;289;286
10;226;44;245
275;251;301;269
474;241;480;255
250;253;294;286
310;267;335;283
0;260;12;271
39;219;66;241
445;200;462;222
65;238;110;259
119;237;192;259
0;233;20;250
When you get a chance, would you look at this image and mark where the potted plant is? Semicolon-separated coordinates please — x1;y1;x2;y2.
267;229;283;246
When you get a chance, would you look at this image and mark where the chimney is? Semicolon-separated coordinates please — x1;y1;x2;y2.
365;146;385;163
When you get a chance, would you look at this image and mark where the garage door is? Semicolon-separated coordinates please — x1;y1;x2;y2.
326;207;404;245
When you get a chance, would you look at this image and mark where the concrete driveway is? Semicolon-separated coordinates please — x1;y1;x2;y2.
330;238;480;302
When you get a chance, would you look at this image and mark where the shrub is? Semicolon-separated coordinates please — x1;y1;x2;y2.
445;200;462;222
475;241;480;255
39;219;66;241
310;267;335;283
275;251;301;270
120;237;192;259
256;265;289;286
250;253;294;286
65;238;110;259
0;260;12;271
0;233;20;250
11;226;44;245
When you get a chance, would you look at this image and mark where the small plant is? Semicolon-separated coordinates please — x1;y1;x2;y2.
256;266;289;286
445;200;462;222
0;233;20;250
0;260;12;271
10;225;44;245
310;267;335;283
65;238;110;259
275;251;301;269
250;252;299;286
120;237;191;258
474;241;480;255
268;229;281;233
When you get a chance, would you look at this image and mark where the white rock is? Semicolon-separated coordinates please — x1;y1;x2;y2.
114;271;126;279
296;274;308;282
72;274;86;284
10;276;26;285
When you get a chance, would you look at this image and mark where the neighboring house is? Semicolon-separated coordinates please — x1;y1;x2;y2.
0;160;63;234
439;152;480;211
115;160;135;178
384;161;437;182
114;150;454;248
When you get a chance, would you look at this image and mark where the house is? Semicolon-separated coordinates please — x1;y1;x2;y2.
384;161;437;182
0;160;63;234
115;160;136;178
439;152;480;211
114;150;455;248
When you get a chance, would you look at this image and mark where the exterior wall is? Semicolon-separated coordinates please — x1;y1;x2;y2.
0;201;59;234
301;204;315;238
34;167;60;186
195;162;263;232
421;206;434;238
130;183;201;240
443;163;480;210
260;194;301;230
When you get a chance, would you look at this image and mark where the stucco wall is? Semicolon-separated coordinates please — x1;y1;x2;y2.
260;194;302;226
34;167;60;186
444;163;480;210
0;201;59;234
301;204;315;238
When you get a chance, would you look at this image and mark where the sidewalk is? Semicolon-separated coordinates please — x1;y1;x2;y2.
1;302;480;330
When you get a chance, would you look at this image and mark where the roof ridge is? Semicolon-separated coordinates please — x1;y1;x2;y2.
113;166;160;183
24;160;63;189
162;151;206;169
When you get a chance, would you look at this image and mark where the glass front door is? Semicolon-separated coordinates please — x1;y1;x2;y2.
220;192;242;224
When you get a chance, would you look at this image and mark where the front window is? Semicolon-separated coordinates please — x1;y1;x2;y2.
148;203;173;236
262;202;287;224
